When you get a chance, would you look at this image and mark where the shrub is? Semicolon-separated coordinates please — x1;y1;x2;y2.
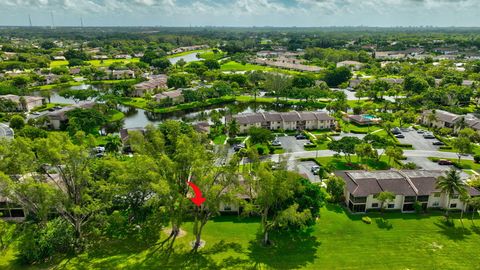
439;146;453;150
396;143;413;148
256;146;265;155
362;216;372;224
403;162;418;169
9;115;25;129
18;218;75;264
474;155;480;164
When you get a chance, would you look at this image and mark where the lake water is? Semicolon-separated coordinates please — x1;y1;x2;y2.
168;52;204;65
34;84;325;130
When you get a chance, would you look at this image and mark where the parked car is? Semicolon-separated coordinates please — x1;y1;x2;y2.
438;159;454;165
271;139;281;146
93;146;105;153
432;141;445;146
48;108;55;112
31;112;40;115
423;134;435;139
233;144;245;152
417;130;425;134
54;106;62;110
304;142;315;147
295;134;307;140
395;134;405;139
311;165;321;175
391;127;402;135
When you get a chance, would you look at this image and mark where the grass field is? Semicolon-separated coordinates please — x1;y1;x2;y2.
2;204;480;269
49;58;140;68
316;155;399;170
220;61;306;75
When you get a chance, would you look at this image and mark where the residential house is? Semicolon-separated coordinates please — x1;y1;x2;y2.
0;193;25;220
45;102;96;130
336;170;480;213
374;51;406;60
226;111;335;134
252;57;322;72
343;113;381;125
52;56;66;61
114;54;132;59
421;110;463;129
154;90;184;104
111;70;136;80
336;60;364;70
0;94;45;111
92;55;109;60
133;75;168;97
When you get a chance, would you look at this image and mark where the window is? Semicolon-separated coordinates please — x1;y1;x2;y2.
223;205;232;211
371;203;379;208
404;196;416;203
451;194;459;199
432;202;439;207
450;203;457;208
417;196;429;202
388;204;395;209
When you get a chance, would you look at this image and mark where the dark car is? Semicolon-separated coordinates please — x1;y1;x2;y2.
233;144;245;152
432;141;445;146
295;134;307;140
417;130;425;134
311;165;321;175
438;159;454;165
423;134;435;139
48;108;55;112
395;134;405;139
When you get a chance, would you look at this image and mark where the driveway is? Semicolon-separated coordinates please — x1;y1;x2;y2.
0;123;14;138
396;128;441;151
298;161;322;183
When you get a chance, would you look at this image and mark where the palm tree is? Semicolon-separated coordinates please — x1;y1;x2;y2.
227;119;240;139
376;191;395;214
436;169;468;219
427;110;438;128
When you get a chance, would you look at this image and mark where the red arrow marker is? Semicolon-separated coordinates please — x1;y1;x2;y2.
187;181;206;207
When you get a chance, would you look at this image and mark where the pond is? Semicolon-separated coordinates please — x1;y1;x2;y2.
34;84;327;130
168;52;204;65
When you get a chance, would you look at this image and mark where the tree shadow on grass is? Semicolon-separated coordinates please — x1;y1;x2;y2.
247;228;320;269
325;203;344;213
375;218;393;230
434;220;472;241
137;240;251;270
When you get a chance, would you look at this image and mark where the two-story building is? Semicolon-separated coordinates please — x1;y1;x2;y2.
227;111;336;134
336;170;480;213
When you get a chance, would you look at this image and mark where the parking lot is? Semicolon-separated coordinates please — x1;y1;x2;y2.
395;128;441;151
298;161;322;183
0;123;14;138
277;136;310;153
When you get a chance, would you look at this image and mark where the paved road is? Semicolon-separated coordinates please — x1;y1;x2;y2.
0;123;14;139
277;136;309;153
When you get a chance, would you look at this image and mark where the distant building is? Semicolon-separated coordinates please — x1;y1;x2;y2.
252;57;322;72
226;111;335;134
154;90;184;104
336;170;480;213
336;60;364;70
114;54;132;59
421;109;480;133
111;70;136;80
45;102;96;130
0;94;45;111
133;75;168;97
52;56;66;61
343;113;381;125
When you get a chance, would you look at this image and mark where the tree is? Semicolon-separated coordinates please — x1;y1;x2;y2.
9;115;25;129
385;146;403;165
203;59;220;70
264;74;292;102
151;58;171;70
436;169;467;219
248;127;274;145
104;134;122;153
176;58;187;69
66;108;107;135
354;143;377;163
468;197;480;222
375;191;395;213
328;136;362;163
292;75;315;88
244;166;315;245
325;175;345;203
451;137;473;164
324;67;352;87
227;119;240;138
167;74;188;89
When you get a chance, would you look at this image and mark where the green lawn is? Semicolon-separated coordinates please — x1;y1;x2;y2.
340;120;382;133
213;134;227;145
106;110;125;122
316;155;398;170
31;103;69;112
49;58;140;68
3;205;480;269
220;61;306;75
49;60;69;68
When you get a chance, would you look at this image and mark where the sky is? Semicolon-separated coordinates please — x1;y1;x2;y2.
0;0;480;27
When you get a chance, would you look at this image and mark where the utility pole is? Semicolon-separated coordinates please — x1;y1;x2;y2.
50;12;55;29
28;14;32;27
80;17;84;28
